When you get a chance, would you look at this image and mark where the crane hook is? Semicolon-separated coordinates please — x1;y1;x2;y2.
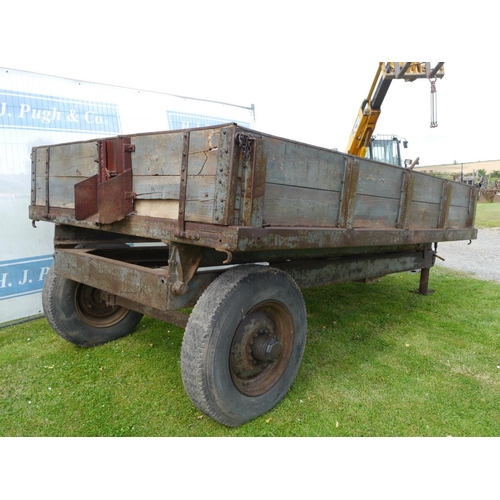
429;78;438;128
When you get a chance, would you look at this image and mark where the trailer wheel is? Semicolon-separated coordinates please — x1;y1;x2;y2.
42;266;143;347
181;265;307;426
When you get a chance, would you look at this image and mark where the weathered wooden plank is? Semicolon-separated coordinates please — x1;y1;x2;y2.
263;138;344;192
47;174;216;216
185;198;215;223
357;160;404;199
33;147;48;206
45;174;214;211
449;181;476;208
134;200;179;219
130;128;220;177
448;205;471;228
132;198;214;224
263;183;340;227
352;195;400;228
132;176;182;199
130;132;183;176
407;200;440;228
48;142;98;177
188;128;221;177
46;177;77;208
411;174;444;204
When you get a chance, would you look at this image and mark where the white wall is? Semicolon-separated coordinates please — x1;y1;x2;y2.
0;68;254;325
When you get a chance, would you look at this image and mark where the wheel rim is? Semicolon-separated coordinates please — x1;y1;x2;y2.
229;301;294;397
74;283;129;328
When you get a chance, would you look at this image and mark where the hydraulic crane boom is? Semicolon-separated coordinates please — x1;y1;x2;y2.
346;62;445;160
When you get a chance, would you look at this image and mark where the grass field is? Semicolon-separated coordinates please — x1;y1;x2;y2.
1;266;498;437
476;202;500;227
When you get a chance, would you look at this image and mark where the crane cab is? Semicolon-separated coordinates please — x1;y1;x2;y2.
365;134;409;168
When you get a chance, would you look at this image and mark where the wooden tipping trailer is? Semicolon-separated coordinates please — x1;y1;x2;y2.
29;123;478;426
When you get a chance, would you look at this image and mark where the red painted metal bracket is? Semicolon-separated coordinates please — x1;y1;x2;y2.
75;137;136;224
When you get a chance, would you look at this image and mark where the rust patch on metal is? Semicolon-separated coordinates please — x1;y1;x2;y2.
168;242;203;296
337;157;359;229
437;180;453;229
396;170;414;229
177;132;190;234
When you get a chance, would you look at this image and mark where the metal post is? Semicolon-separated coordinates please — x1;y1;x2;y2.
417;267;434;295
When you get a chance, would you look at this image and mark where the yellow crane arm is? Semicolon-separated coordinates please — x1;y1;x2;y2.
346;62;445;158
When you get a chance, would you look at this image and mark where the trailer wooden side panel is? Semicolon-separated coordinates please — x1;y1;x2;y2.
30;123;477;250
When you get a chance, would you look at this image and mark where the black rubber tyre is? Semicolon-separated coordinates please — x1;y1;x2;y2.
42;266;143;347
181;265;307;426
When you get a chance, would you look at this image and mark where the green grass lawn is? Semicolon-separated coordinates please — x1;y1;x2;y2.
475;202;500;227
1;267;498;437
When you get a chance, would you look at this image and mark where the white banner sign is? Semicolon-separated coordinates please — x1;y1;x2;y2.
0;68;254;325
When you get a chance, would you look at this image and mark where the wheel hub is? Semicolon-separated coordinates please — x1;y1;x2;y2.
229;305;293;397
251;334;282;362
75;284;129;328
230;312;276;379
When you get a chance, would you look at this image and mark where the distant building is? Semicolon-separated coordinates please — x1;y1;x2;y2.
414;159;500;176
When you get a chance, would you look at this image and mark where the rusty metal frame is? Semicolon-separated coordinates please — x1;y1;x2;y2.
54;247;170;311
177;131;190;235
52;245;219;317
30;204;478;254
274;245;435;289
45;147;50;217
168;242;203;296
233;225;478;253
212;127;236;225
51;240;439;329
235;132;265;227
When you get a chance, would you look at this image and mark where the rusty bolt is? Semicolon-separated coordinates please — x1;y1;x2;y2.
171;281;188;295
